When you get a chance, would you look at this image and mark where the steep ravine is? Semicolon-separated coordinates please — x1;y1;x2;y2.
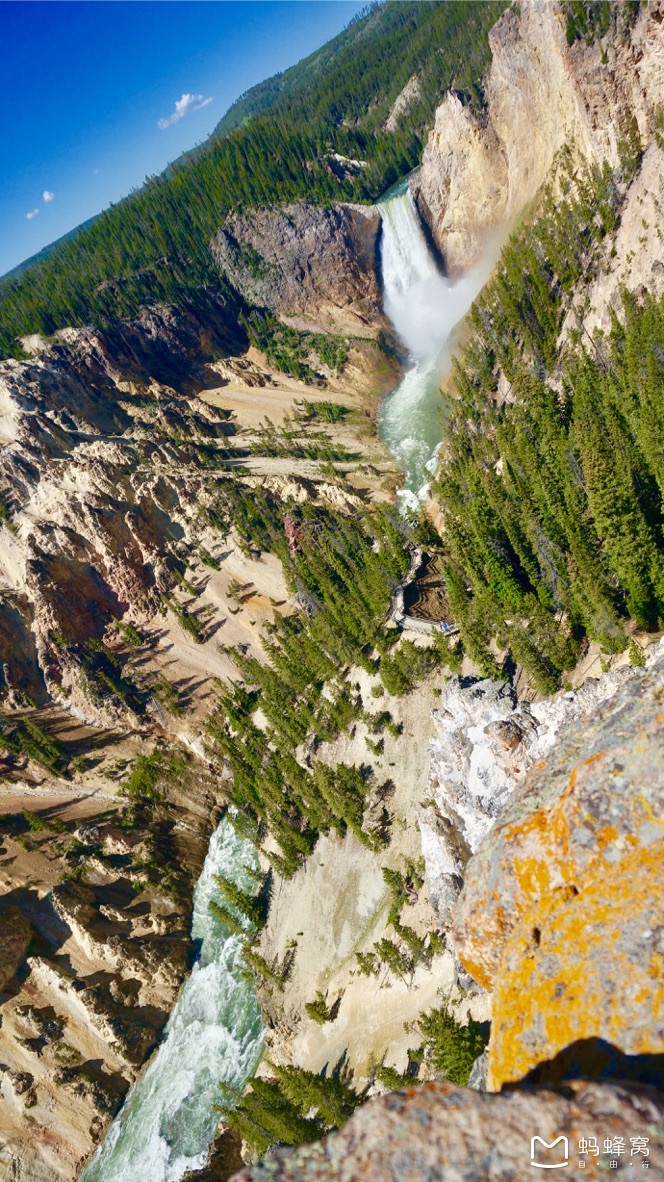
0;270;398;1179
1;3;664;1180
0;159;423;1179
215;3;664;1177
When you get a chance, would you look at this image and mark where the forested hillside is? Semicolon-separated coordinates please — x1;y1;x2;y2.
0;1;501;359
208;489;448;875
434;147;664;693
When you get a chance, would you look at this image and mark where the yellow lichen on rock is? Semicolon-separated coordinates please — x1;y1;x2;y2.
487;840;664;1090
451;654;664;1091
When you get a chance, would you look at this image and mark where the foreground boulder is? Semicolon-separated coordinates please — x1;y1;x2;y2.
451;653;664;1092
229;1079;664;1180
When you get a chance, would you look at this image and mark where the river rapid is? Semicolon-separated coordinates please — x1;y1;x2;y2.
79;818;263;1182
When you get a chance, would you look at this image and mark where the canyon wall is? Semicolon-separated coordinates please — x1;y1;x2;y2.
213;203;385;337
0;306;238;727
0;768;216;1181
418;664;641;926
452;646;664;1094
415;0;664;271
224;648;664;1181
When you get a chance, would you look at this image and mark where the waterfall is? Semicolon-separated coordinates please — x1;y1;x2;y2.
79;817;263;1182
378;184;494;503
380;184;451;361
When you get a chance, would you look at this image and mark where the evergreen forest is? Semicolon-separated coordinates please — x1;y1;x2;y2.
434;144;664;693
207;486;452;877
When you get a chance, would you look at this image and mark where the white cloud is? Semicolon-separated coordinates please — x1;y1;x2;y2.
158;92;212;130
43;190;55;203
26;209;39;220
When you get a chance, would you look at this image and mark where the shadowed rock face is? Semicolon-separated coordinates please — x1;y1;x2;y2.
228;1079;664;1181
213;203;385;337
0;906;32;990
451;650;664;1093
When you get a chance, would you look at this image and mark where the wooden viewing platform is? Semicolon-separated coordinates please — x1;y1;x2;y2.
390;549;459;636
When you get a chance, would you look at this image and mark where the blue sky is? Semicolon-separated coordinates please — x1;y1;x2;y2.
0;1;367;276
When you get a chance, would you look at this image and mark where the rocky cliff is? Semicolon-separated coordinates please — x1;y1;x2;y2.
415;644;664;1097
0;757;217;1180
0;274;396;1180
221;647;664;1181
0;304;238;728
213;204;385;337
0;289;393;732
228;1078;664;1181
451;645;664;1094
416;0;664;271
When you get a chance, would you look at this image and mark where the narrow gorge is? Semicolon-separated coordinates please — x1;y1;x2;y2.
79;820;263;1182
0;1;663;1180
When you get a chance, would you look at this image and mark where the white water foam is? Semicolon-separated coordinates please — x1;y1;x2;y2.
80;817;263;1182
378;187;495;498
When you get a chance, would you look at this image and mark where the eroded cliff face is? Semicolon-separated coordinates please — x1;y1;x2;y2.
0;306;237;728
0;295;393;733
213;204;386;337
577;138;664;337
416;0;664;272
0;758;216;1181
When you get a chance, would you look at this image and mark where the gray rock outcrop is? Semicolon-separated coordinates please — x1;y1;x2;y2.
228;1079;664;1181
213;203;384;337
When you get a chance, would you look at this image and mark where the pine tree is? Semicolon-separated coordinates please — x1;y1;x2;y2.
271;1064;361;1129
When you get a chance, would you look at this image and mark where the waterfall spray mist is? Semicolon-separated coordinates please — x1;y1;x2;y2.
378;185;496;502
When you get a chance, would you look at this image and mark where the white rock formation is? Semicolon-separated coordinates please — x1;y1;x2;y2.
384;75;421;133
418;651;663;923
